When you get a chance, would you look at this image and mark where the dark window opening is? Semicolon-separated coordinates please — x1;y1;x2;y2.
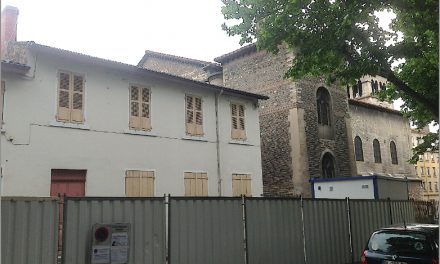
373;139;382;163
316;87;331;126
355;136;364;161
390;141;398;164
322;152;335;178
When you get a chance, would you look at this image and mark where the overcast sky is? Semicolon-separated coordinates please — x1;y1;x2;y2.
1;0;243;65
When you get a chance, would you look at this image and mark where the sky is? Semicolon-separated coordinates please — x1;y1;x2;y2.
1;1;436;131
1;0;243;65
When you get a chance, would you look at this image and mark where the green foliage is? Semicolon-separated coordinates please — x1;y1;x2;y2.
221;0;439;159
409;132;439;164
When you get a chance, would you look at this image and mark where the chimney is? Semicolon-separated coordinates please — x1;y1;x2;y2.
1;6;19;57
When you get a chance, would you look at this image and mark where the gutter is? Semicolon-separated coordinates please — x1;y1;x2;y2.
215;89;224;196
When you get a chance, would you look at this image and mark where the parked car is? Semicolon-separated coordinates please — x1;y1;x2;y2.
361;224;439;264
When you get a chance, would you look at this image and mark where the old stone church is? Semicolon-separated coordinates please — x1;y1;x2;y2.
138;44;416;197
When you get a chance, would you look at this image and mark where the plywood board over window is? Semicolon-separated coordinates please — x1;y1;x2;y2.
57;71;84;123
231;103;246;140
185;95;203;136
232;174;252;197
184;172;208;196
125;170;155;197
129;85;151;131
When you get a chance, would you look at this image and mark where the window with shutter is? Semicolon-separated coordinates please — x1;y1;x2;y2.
231;103;246;140
184;172;208;196
57;71;84;123
185;95;203;136
125;170;155;197
232;174;252;197
129;85;151;131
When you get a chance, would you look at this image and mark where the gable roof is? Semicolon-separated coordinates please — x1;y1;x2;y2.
4;41;268;100
137;50;213;67
348;99;401;115
214;44;257;64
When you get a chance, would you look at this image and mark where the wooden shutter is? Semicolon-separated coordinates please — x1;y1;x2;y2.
126;170;154;197
231;103;246;140
57;72;84;123
140;171;154;197
186;95;203;136
184;172;208;196
194;97;203;136
140;88;151;130
232;174;252;197
129;86;141;129
125;170;141;197
71;74;84;122
57;72;71;121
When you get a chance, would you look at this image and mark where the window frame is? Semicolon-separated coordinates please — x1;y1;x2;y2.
230;102;246;140
184;172;208;196
56;70;85;124
185;94;204;136
128;85;152;131
125;170;155;197
232;173;252;197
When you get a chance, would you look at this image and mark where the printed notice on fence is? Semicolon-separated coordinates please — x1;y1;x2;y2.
111;232;128;246
91;246;110;263
111;246;129;263
110;232;129;263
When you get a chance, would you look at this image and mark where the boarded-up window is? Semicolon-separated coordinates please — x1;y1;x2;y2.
129;85;151;131
57;71;84;123
184;172;208;196
185;95;203;136
232;174;252;197
125;170;155;197
231;103;246;140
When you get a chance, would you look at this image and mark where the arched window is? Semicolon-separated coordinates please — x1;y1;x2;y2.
316;87;331;126
354;136;364;161
373;139;382;163
322;152;335;178
357;80;363;97
390;141;398;164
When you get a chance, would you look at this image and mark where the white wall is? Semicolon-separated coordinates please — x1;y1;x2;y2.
313;179;375;199
1;50;263;197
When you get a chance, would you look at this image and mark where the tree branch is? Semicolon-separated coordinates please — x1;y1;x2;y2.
380;68;439;119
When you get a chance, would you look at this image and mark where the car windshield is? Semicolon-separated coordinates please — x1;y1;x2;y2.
368;230;432;256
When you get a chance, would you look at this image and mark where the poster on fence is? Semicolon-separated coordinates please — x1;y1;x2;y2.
91;223;130;264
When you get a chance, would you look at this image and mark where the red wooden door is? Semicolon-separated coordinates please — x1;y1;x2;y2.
50;169;86;251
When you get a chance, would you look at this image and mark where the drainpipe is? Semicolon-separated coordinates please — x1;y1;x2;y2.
215;89;224;196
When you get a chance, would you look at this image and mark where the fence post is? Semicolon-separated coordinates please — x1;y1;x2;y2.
387;198;393;225
300;196;308;264
346;197;354;264
241;195;248;264
166;194;170;264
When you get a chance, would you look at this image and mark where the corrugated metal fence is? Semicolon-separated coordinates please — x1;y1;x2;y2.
1;197;59;264
62;197;165;264
2;197;433;264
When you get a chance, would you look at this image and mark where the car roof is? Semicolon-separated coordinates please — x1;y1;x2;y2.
377;223;439;236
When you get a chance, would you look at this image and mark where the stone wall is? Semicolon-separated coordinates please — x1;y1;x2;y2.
140;56;208;81
222;48;296;196
349;102;415;177
296;77;353;180
222;46;353;196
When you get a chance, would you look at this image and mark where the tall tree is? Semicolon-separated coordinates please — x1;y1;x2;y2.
221;0;439;160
